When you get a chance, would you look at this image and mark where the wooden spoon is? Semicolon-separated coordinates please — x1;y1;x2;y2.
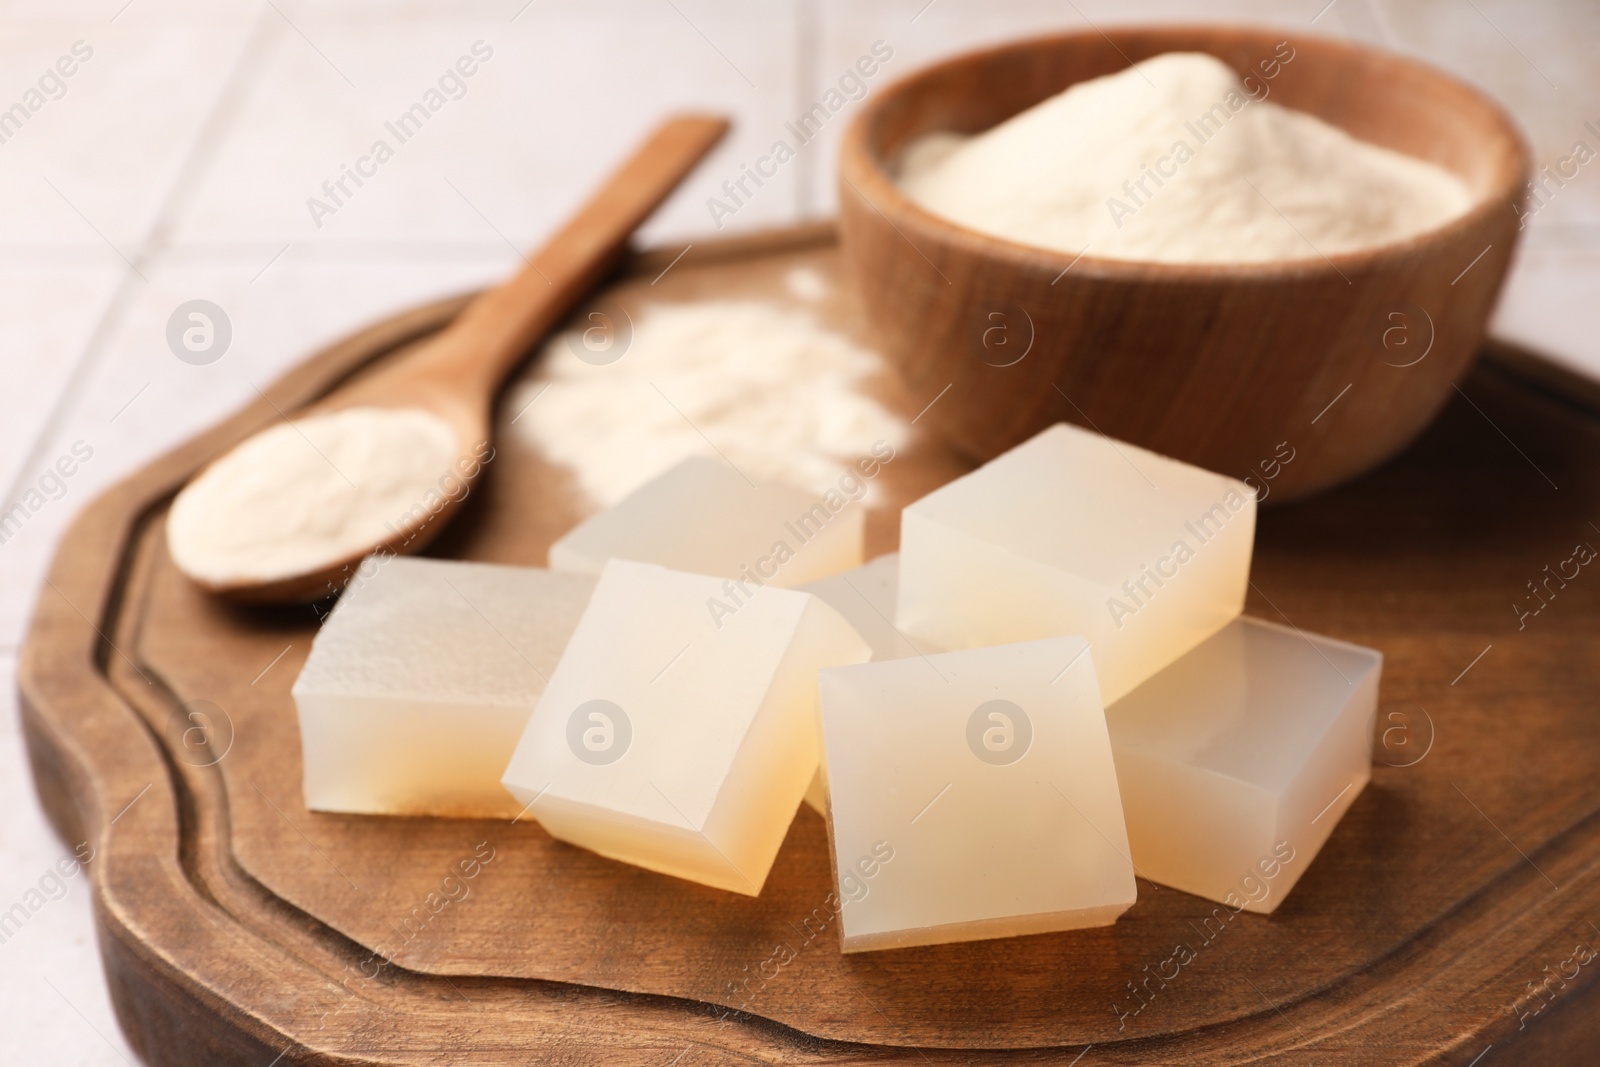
170;115;730;604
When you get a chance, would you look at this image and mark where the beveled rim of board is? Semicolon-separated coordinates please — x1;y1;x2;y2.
18;222;1600;1065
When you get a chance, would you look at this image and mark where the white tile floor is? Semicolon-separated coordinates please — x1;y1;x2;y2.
1;1;1595;1062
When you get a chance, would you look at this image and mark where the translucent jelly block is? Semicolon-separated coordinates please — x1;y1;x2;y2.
549;456;864;589
897;423;1255;705
818;636;1136;951
292;558;595;818
799;553;942;813
1105;617;1382;913
800;553;932;663
502;559;871;895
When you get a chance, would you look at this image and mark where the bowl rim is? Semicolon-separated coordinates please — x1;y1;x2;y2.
840;23;1532;282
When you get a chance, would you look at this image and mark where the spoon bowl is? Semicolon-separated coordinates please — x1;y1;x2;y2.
169;116;730;603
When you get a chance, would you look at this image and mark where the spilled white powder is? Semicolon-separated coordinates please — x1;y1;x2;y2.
784;265;831;303
167;406;458;585
507;299;910;507
899;52;1473;264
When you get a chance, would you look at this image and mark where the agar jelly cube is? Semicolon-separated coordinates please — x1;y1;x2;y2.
897;423;1255;704
292;557;594;818
800;553;931;663
502;559;871;895
818;636;1136;951
1105;616;1382;912
799;553;942;813
549;456;863;589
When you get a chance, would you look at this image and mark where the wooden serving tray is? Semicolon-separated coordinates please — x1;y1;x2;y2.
21;223;1600;1065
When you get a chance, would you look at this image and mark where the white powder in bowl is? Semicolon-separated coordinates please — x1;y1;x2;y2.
167;406;458;586
506;299;910;507
898;52;1473;264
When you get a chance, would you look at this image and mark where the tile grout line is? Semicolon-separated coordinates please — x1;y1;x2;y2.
0;7;282;514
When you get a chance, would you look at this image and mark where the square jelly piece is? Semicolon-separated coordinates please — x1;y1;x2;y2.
799;553;942;813
502;559;871;895
897;422;1255;704
292;557;595;818
800;553;931;663
1105;616;1382;913
819;636;1136;951
548;456;863;589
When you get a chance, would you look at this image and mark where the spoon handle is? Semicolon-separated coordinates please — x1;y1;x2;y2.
420;114;730;393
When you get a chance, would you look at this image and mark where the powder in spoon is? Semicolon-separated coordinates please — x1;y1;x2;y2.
897;52;1472;264
167;406;459;586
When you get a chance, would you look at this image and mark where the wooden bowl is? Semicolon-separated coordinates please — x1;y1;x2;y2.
838;26;1529;502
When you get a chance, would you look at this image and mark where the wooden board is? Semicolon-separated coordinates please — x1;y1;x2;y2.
19;223;1600;1065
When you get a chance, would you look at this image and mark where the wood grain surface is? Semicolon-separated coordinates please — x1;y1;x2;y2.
19;224;1600;1065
